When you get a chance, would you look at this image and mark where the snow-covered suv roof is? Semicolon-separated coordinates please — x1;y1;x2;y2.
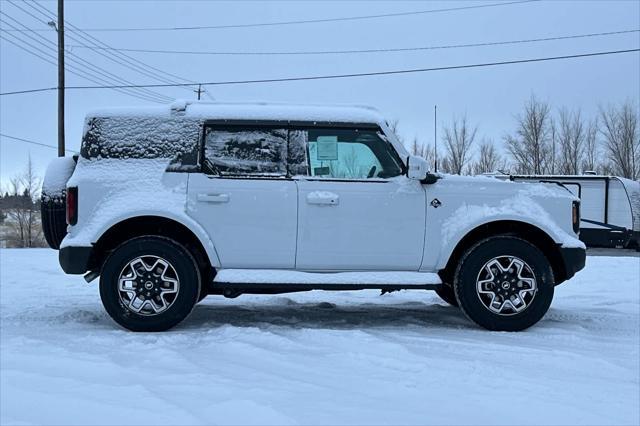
87;100;387;125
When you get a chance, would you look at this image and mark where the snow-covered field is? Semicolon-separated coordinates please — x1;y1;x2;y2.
1;249;638;425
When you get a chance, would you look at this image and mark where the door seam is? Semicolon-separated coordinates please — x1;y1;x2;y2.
294;179;300;269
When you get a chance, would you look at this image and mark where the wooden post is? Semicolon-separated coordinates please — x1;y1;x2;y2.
57;0;65;157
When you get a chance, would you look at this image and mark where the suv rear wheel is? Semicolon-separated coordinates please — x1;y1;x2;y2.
100;236;201;331
453;236;554;331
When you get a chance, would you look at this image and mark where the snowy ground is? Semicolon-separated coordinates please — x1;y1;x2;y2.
1;249;638;426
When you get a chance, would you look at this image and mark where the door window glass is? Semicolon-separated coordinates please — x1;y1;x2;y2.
288;130;309;176
306;128;403;179
204;127;287;176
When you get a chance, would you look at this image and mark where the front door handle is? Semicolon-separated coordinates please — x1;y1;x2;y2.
197;193;230;203
307;191;339;206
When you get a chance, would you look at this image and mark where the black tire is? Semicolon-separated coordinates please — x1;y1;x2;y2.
197;289;208;303
100;236;201;332
453;236;554;331
435;284;459;307
41;195;67;249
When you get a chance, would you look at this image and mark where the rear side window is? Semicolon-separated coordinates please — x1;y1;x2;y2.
204;127;288;176
81;116;202;171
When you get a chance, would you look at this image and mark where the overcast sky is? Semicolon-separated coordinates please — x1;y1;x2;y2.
1;0;639;183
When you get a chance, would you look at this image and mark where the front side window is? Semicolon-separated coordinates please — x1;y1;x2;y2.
203;127;287;176
306;128;403;179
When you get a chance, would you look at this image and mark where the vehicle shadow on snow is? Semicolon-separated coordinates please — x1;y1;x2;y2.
10;298;591;333
181;299;477;331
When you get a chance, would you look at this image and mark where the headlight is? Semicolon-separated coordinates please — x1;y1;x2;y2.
572;201;580;233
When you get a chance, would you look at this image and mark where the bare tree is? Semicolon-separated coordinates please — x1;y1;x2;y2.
471;139;503;175
410;137;424;157
599;101;640;179
1;156;44;248
441;114;477;175
557;108;585;175
340;147;368;178
388;119;404;144
423;144;435;172
582;118;600;173
505;95;554;174
409;137;436;170
549;117;558;174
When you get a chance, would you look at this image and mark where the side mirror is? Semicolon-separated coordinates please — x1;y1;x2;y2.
407;155;428;180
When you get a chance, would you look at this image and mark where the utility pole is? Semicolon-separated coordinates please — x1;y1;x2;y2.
56;0;65;157
194;84;203;100
434;105;438;173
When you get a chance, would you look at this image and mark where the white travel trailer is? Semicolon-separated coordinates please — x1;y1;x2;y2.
497;175;640;249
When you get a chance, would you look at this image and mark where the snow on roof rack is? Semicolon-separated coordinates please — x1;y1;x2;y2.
90;100;386;124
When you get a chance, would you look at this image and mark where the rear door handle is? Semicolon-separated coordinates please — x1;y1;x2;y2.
307;191;339;206
197;193;230;203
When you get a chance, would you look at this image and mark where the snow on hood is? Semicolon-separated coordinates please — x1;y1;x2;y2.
440;175;584;249
440;173;579;200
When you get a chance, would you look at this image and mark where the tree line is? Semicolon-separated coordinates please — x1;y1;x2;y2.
405;97;639;179
0;156;46;248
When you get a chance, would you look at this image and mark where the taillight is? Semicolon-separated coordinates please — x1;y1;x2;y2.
66;187;78;225
572;201;580;234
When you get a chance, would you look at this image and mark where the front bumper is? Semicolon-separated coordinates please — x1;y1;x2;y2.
631;231;640;250
59;246;92;274
558;245;586;283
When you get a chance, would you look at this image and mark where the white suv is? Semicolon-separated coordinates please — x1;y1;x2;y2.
42;101;586;332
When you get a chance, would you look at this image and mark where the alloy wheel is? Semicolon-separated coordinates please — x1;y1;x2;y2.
475;255;537;316
117;255;180;316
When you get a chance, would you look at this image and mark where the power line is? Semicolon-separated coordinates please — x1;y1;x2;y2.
0;34;162;103
25;1;198;90
0;33;59;67
65;29;640;56
0;133;76;153
0;10;172;102
2;47;637;96
5;2;174;101
0;24;170;103
4;0;539;32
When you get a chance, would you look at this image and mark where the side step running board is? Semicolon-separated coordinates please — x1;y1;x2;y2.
213;269;441;290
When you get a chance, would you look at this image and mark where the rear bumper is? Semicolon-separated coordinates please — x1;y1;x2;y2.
59;246;92;274
558;245;586;283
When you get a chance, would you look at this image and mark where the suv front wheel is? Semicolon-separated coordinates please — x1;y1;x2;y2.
434;284;459;307
453;236;554;331
100;236;201;331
